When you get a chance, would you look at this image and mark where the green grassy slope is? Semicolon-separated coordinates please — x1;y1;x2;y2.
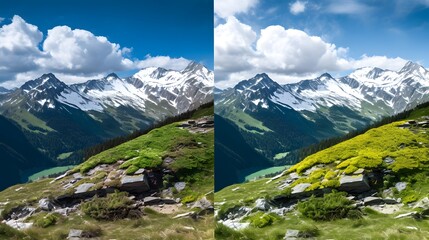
215;106;429;240
0;107;214;240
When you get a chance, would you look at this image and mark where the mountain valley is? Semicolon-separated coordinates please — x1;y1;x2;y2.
215;61;429;188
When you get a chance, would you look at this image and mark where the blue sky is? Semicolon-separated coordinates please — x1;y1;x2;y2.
214;0;429;88
0;0;213;87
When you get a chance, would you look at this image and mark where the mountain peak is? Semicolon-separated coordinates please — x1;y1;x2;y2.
106;73;119;80
255;73;270;79
183;61;205;72
0;86;11;94
21;73;66;92
319;73;333;80
150;67;168;79
399;61;424;73
235;73;278;91
41;73;56;78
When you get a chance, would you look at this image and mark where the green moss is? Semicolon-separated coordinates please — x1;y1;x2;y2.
324;170;337;180
32;213;62;228
245;212;281;228
307;182;322;191
125;165;140;175
181;194;198;204
344;165;359;175
321;179;340;188
309;169;326;181
399;187;419;204
290;122;429;176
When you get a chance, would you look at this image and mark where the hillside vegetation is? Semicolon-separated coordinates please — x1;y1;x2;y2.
215;105;429;240
0;106;214;240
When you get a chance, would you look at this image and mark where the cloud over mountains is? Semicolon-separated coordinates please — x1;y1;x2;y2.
0;15;190;87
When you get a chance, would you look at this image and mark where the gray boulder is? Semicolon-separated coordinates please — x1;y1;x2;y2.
143;197;176;205
383;198;398;204
413;197;429;209
383;157;395;164
284;229;300;240
134;168;146;175
67;229;83;239
292;183;311;195
75;183;95;194
174;182;186;192
338;174;370;193
192;197;213;210
363;197;384;206
38;198;54;211
255;198;270;211
395;182;407;192
120;174;150;192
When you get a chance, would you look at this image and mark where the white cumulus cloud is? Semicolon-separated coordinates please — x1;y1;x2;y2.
215;17;409;88
214;0;259;18
37;26;135;74
290;1;307;15
136;55;191;70
0;15;193;87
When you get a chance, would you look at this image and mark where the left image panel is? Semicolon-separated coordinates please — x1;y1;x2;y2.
0;0;214;239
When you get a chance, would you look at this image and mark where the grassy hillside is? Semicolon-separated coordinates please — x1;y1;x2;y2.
215;107;429;239
0;107;214;240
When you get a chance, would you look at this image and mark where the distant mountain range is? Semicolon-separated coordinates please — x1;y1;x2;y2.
215;61;429;182
0;61;213;164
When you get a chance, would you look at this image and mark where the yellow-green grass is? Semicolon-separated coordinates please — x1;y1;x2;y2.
215;116;429;239
289;121;429;175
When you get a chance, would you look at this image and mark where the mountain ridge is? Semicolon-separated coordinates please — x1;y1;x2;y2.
0;62;213;164
215;61;429;185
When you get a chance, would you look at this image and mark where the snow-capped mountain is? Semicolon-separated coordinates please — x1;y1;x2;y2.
0;86;11;94
0;61;213;161
216;61;429;162
2;61;213;118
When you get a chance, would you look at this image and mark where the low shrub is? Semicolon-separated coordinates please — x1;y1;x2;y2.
297;191;353;221
297;224;320;238
33;213;62;228
81;191;134;220
399;187;419;204
81;223;103;237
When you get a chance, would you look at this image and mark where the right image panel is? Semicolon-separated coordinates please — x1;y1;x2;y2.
214;0;429;239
